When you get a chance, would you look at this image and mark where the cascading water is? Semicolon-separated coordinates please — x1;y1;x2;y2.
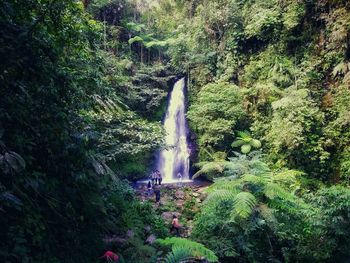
156;77;191;183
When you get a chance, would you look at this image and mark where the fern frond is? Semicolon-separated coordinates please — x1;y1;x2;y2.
272;170;303;185
210;179;242;192
157;238;218;262
240;174;265;185
204;189;238;207
163;245;193;263
193;161;230;180
231;192;257;219
264;182;294;202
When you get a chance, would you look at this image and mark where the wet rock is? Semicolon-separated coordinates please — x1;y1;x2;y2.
175;190;185;199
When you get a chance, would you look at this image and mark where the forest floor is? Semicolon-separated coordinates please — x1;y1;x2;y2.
134;181;211;238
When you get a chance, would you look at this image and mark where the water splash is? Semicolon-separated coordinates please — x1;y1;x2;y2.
157;78;191;183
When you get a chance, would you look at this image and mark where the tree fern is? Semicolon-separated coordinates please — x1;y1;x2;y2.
231;192;257;219
240;174;265;185
204;189;238;210
163;245;193;263
271;169;303;189
192;161;230;180
157;238;218;263
264;182;295;202
208;179;242;193
225;151;269;177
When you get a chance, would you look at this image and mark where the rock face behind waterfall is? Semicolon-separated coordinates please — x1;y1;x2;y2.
156;78;191;183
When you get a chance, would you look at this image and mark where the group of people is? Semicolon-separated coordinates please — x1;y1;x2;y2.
150;170;162;185
145;170;183;237
146;170;162;201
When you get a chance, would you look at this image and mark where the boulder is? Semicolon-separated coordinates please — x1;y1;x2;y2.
191;192;200;197
175;189;185;199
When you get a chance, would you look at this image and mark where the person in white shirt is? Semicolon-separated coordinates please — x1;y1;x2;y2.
177;172;183;187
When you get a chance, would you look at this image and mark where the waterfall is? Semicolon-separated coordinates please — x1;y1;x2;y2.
157;77;191;183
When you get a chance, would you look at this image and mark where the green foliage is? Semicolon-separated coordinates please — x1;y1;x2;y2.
231;131;262;154
192;152;308;261
192;150;230;180
0;0;170;262
187;82;246;152
265;88;326;176
231;191;257;219
157;237;218;262
3;0;350;263
243;2;282;40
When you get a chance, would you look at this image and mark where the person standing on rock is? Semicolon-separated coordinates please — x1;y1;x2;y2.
154;186;161;203
170;214;181;236
177;172;183;187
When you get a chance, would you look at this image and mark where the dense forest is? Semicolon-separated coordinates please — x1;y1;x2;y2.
1;0;350;262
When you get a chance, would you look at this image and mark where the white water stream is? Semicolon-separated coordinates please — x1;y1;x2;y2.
156;78;191;183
